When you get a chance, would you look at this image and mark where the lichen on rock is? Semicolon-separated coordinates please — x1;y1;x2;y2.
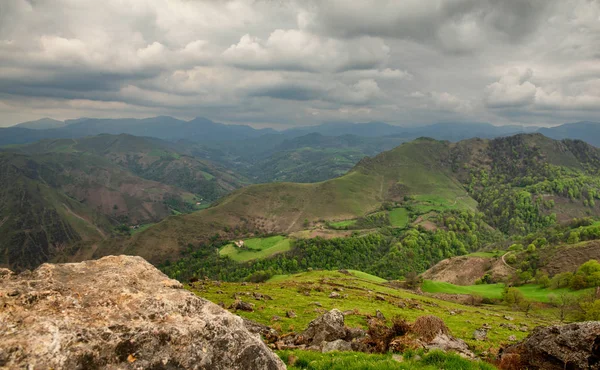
0;255;285;370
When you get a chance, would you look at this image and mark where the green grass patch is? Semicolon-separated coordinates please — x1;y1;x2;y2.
389;208;409;228
200;171;215;180
278;349;496;370
466;252;497;258
219;235;292;262
347;270;388;283
330;220;357;228
422;280;593;303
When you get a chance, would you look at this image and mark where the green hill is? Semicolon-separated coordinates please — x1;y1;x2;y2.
14;134;248;202
109;138;476;263
0;144;203;270
122;134;600;267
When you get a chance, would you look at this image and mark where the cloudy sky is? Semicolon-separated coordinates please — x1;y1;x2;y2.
1;0;600;128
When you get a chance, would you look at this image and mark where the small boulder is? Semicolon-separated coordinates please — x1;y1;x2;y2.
302;309;347;344
286;310;297;318
376;310;386;321
322;339;353;353
329;292;341;299
473;328;488;341
375;295;386;301
229;300;254;312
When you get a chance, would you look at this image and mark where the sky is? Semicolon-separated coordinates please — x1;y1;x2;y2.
1;0;600;128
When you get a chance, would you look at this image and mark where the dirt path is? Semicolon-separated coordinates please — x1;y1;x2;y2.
501;252;516;270
63;204;106;238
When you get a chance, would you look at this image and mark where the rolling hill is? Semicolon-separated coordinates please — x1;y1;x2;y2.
13;134;249;202
106;134;600;266
0;137;231;270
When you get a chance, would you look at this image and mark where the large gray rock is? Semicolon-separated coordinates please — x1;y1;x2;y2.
0;255;285;370
500;321;600;369
302;309;347;344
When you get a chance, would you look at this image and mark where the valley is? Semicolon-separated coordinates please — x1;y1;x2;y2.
4;122;600;368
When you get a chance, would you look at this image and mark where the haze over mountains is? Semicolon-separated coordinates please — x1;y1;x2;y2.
4;116;600;147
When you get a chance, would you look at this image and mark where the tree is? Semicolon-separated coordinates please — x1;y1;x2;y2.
548;292;577;322
535;272;551;288
503;287;526;308
405;271;422;290
570;273;588;290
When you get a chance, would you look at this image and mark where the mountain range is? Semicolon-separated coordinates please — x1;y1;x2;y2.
4;116;600;147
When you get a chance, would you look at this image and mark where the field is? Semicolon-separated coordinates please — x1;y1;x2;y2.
389;208;409;228
219;235;292;262
422;280;592;303
191;270;551;354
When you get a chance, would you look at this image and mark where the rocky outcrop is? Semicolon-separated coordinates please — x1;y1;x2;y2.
499;321;600;369
302;309;347;345
0;255;285;370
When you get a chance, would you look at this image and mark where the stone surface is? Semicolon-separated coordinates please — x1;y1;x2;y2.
500;321;600;369
302;309;347;345
329;291;341;299
321;339;353;353
473;328;488;341
421;333;474;358
0;255;285;370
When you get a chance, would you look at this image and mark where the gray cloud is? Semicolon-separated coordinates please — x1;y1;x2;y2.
0;0;599;127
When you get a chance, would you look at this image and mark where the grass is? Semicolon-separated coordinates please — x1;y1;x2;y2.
191;270;552;354
277;349;496;370
131;223;154;235
389;208;409;228
330;220;357;228
422;280;593;303
200;171;215;180
219;235;292;262
466;252;497;258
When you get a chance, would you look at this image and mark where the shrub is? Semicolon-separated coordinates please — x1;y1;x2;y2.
535;272;550;288
411;315;449;342
498;353;522;370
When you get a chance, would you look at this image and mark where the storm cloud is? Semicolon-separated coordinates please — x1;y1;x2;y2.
1;0;599;128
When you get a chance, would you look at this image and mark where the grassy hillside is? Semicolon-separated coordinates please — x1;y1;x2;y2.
116;138;477;263
0;145;203;269
14;134;248;202
0;154;113;269
191;270;550;354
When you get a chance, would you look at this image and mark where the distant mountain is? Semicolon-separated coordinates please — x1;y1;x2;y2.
538;121;600;147
283;121;405;137
282;121;537;141
2;116;276;146
14;118;66;130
